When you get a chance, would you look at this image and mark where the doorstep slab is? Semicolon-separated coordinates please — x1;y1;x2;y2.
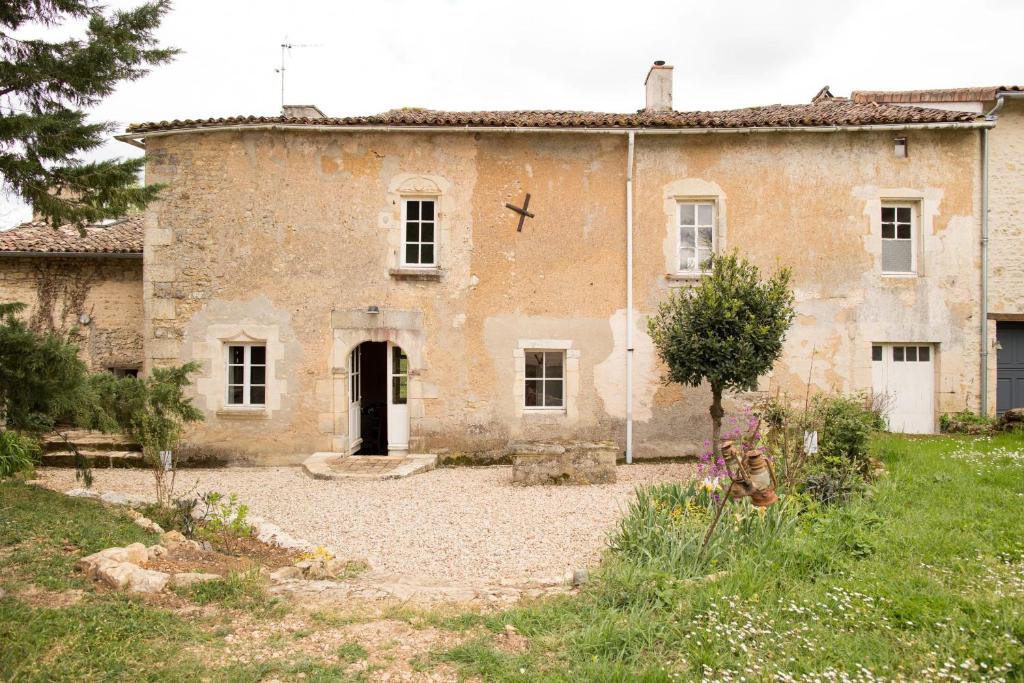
302;452;438;481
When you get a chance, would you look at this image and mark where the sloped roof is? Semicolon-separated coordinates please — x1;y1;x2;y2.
0;216;143;255
125;98;983;134
852;86;1024;104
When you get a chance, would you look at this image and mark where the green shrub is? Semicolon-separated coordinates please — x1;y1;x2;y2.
939;409;994;434
195;492;253;551
0;430;41;478
811;393;878;476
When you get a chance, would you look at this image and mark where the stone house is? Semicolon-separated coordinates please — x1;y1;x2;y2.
0;217;144;374
3;64;1021;464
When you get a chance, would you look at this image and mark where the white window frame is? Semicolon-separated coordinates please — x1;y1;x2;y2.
401;198;437;268
677;200;716;275
881;202;916;275
225;343;266;407
523;349;565;410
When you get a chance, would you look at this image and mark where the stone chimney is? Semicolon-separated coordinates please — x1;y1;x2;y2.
281;104;326;119
644;61;673;112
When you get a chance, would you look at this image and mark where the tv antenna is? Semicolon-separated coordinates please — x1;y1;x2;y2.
275;40;320;111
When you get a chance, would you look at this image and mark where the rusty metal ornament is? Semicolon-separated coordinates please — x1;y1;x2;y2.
505;193;535;232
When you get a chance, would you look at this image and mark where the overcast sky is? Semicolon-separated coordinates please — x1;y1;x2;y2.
3;0;1023;227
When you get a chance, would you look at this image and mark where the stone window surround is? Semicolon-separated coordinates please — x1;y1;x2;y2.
513;339;580;421
192;325;286;420
662;179;727;284
861;189;935;280
386;175;449;281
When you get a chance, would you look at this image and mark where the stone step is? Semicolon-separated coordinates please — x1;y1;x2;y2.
43;430;141;453
41;450;146;469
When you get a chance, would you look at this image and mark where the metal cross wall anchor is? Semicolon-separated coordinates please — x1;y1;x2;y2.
505;193;535;232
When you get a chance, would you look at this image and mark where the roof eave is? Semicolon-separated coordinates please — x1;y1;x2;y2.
117;119;993;143
0;250;143;259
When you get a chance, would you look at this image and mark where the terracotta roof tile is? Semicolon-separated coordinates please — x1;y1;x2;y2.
0;216;143;255
126;99;983;134
851;86;1024;104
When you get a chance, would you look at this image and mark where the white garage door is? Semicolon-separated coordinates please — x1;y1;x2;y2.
871;343;935;434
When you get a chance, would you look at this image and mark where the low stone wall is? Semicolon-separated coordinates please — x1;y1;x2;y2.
511;441;617;485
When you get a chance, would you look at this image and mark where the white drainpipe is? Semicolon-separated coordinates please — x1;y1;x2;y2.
626;131;635;463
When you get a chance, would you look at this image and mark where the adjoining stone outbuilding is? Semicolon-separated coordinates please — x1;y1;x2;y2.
0;217;144;374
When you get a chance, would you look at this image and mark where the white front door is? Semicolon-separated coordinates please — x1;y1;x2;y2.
387;343;410;454
348;346;362;454
872;343;935;434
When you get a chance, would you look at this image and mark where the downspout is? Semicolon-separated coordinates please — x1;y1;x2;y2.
981;125;990;416
626;131;635;464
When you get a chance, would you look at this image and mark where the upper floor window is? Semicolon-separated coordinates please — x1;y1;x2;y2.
524;350;564;409
678;201;715;274
403;199;436;267
881;204;915;274
226;343;266;406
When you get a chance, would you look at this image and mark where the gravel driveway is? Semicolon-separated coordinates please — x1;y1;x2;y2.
38;463;694;584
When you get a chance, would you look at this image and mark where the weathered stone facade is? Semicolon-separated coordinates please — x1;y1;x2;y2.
0;255;144;371
136;120;985;463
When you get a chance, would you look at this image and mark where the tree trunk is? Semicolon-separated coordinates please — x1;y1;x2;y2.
710;384;724;462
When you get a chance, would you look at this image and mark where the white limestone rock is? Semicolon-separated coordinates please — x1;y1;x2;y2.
97;562;169;593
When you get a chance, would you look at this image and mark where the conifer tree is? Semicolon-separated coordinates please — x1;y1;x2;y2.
0;0;177;226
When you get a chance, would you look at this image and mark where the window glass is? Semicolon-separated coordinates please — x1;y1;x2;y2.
544;381;564;407
525;352;543;378
678;201;715;273
919;346;930;362
906;346;918;362
392;347;408;405
524;350;565;408
881;204;914;273
226;344;266;407
893;346;904;362
872;345;883;361
525;380;543;407
403;199;436;266
680;204;695;225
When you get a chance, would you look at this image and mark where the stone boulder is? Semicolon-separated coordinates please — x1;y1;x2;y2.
511;441;617;485
76;543;150;577
97;562;169;593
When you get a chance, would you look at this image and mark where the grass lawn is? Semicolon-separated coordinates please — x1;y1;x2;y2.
1;433;1023;681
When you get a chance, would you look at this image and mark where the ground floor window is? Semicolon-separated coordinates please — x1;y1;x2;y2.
525;350;564;408
226;343;266;406
106;367;139;378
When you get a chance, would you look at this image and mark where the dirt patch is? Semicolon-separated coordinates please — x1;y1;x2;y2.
493;625;529;655
16;585;85;608
147;538;297;577
193;610;466;681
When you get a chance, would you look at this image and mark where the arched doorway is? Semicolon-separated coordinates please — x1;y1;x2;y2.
348;341;409;455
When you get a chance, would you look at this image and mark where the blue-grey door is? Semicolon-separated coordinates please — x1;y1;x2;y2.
996;322;1024;415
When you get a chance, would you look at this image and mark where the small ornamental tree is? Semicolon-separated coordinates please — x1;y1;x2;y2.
648;252;795;462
